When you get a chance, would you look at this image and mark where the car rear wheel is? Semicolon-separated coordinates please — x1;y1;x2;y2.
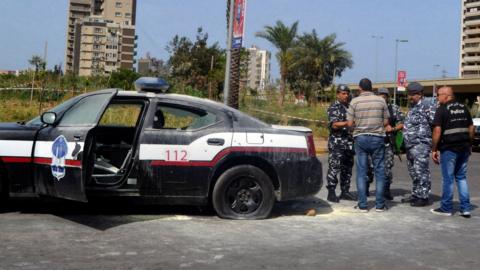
212;165;275;219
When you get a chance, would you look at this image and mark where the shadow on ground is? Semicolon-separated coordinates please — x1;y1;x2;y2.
0;196;335;230
271;196;333;217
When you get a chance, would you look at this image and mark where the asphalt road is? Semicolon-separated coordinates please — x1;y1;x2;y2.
0;152;479;270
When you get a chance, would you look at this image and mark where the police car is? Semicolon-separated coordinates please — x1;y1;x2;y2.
0;78;322;219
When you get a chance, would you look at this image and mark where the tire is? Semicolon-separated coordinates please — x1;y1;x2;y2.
212;165;275;220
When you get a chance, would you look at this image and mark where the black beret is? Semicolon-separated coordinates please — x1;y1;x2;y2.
377;88;389;96
407;82;423;94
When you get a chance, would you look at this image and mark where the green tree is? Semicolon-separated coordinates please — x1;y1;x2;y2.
256;20;299;105
28;55;46;72
288;31;353;104
108;69;140;90
166;28;225;97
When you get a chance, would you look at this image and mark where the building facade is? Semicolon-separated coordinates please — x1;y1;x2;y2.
244;46;271;92
460;0;480;78
65;0;137;76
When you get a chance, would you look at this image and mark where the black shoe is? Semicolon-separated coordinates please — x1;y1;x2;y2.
430;208;452;216
410;198;429;207
339;191;356;201
401;196;417;203
384;189;393;200
376;205;388;212
327;189;339;203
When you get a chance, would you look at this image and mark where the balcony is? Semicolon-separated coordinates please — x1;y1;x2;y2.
463;46;480;53
463;56;480;62
464;28;480;35
462;65;480;71
464;37;480;44
465;10;480;18
464;19;480;26
465;1;480;9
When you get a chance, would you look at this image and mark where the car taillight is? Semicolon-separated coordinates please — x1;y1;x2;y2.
306;133;316;157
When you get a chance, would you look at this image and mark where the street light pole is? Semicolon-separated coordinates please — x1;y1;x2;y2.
394;39;408;105
372;35;383;82
223;0;235;105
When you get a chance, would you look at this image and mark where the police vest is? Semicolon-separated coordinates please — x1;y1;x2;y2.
440;101;471;150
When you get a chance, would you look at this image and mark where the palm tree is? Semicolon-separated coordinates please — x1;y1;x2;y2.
256;20;299;105
289;31;353;103
28;55;45;72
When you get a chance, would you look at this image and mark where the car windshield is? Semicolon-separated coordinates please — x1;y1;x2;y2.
25;95;83;126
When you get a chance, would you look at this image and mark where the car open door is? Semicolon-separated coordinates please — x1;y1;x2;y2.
34;90;117;202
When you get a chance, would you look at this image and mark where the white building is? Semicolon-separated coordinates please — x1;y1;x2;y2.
245;46;271;92
460;0;480;78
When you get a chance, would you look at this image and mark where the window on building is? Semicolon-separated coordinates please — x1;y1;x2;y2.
94;28;102;33
115;12;122;17
115;2;122;8
125;13;131;18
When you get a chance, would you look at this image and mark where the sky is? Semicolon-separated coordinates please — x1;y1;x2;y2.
0;0;461;84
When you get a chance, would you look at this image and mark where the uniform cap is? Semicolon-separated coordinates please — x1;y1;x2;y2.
377;88;390;96
337;84;350;93
407;82;423;94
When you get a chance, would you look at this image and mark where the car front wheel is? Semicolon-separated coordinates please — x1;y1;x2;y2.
212;165;275;219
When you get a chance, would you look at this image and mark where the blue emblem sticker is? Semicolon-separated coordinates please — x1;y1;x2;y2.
51;135;68;181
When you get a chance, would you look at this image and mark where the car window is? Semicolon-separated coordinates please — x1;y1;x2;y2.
59;93;113;126
99;103;143;127
154;105;218;130
26;96;83;126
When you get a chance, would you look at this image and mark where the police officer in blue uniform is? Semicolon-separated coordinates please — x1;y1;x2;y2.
326;84;356;202
402;82;437;206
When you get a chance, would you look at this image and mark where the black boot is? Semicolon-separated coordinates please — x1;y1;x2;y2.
384;183;393;200
327;188;339;203
410;198;429;207
339;190;356;201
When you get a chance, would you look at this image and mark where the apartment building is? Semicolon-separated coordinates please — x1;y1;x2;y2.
244;46;271;92
65;0;137;76
460;0;480;78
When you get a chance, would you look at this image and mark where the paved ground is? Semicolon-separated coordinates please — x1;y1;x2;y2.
0;152;479;270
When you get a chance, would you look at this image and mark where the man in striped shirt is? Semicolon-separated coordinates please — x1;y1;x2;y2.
347;78;392;212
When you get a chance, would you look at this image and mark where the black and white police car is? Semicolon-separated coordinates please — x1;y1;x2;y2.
0;77;322;219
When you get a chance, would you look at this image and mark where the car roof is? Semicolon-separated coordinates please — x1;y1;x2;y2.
116;90;234;111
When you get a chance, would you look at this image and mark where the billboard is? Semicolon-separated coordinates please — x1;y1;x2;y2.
232;0;246;48
397;70;407;91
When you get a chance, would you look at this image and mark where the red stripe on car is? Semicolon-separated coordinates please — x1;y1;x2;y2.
150;147;307;167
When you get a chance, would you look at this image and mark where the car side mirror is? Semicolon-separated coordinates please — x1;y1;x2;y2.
41;112;57;125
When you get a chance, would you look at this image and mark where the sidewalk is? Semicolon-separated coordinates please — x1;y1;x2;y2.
314;137;328;154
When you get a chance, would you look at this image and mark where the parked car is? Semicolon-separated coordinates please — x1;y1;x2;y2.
0;78;322;219
473;114;480;147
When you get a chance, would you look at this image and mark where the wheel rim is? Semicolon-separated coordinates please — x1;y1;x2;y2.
225;177;263;215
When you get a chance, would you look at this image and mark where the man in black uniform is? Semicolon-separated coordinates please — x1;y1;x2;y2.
431;86;474;217
326;84;355;202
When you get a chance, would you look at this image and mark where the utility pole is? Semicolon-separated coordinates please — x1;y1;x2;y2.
43;41;48;68
223;0;235;105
